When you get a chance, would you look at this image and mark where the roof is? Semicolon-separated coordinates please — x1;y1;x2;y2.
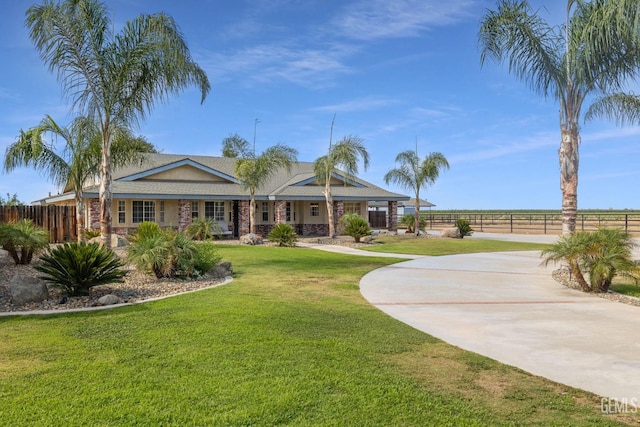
41;153;409;203
368;198;435;208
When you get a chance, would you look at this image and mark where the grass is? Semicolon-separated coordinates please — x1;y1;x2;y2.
362;235;550;256
610;282;640;298
0;245;636;426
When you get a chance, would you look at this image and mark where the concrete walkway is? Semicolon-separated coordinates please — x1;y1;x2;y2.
308;233;640;400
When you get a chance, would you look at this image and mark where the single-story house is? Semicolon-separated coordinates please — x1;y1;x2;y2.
37;153;409;237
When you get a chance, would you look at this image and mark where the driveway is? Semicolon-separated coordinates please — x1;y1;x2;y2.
359;233;640;400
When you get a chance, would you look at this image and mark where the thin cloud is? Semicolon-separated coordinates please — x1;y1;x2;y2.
312;97;399;113
448;131;558;164
332;0;478;41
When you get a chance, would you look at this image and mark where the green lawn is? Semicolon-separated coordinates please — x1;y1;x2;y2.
610;283;640;298
0;245;635;426
362;236;550;256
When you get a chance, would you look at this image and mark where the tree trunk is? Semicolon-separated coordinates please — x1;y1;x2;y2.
414;189;421;236
75;194;85;243
249;190;256;234
100;128;113;249
559;125;579;236
325;179;335;238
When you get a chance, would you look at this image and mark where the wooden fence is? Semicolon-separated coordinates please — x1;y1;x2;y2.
0;206;77;243
424;212;640;235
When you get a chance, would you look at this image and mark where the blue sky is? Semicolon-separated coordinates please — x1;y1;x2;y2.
1;0;639;209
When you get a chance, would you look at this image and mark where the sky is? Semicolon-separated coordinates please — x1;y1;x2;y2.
1;0;640;210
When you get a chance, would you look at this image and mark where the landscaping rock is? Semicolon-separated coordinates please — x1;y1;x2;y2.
10;276;49;305
97;294;122;306
240;233;263;245
210;262;233;279
441;227;461;239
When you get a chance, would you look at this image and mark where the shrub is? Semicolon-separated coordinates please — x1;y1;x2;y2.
186;217;221;240
541;228;639;293
267;223;297;247
127;227;221;279
455;219;474;238
340;213;372;243
400;214;426;234
0;219;49;264
130;221;162;243
35;242;126;296
84;229;101;239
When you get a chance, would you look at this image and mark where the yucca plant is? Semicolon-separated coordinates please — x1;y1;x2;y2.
340;213;372;243
267;223;298;247
35;242;125;296
0;219;49;264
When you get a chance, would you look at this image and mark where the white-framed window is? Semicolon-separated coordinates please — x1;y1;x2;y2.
286;202;292;222
310;203;319;217
204;201;225;222
344;202;361;216
159;201;165;223
191;201;199;219
118;201;126;224
132;201;155;223
262;202;269;222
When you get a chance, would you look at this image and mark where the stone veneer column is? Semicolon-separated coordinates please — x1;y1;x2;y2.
275;200;287;224
88;198;100;230
178;200;191;231
239;200;250;235
334;201;345;235
388;201;398;232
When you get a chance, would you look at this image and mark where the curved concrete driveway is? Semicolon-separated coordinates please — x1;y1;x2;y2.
359;233;640;400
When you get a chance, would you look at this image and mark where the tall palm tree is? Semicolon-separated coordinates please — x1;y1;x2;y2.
26;0;210;247
222;134;298;234
384;150;449;236
314;136;370;239
4;115;156;242
479;0;640;235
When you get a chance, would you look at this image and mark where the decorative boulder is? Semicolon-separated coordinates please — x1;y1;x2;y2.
240;233;263;245
10;276;49;305
210;262;233;279
97;294;122;306
441;227;462;239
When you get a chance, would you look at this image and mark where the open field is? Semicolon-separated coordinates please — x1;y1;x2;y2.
1;244;636;426
422;210;640;235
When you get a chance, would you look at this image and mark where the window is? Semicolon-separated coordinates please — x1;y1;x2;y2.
159;201;165;223
191;201;199;219
310;203;319;217
344;202;361;216
132;201;155;223
262;202;269;222
118;201;126;224
286;202;292;222
204;201;225;222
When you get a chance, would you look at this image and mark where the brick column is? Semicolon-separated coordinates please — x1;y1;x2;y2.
88;198;100;230
239;200;250;235
178;200;191;231
388;201;398;232
275;200;287;224
334;201;345;234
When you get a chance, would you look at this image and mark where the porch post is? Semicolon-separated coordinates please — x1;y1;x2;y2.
239;200;250;235
275;200;287;224
388;201;398;232
89;198;100;231
178;199;191;231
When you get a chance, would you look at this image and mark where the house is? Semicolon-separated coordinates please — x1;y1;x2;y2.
38;153;409;237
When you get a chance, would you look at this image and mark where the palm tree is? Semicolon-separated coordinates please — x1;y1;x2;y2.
314;136;370;239
384;150;449;236
26;0;210;247
222;134;298;234
4;115;156;242
479;0;640;235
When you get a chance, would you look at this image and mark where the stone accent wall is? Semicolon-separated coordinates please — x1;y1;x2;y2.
239;200;250;235
178;200;191;231
274;200;287;224
388;201;398;232
298;223;329;236
88;198;100;230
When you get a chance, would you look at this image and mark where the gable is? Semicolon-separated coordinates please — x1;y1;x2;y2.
118;158;238;184
292;172;365;188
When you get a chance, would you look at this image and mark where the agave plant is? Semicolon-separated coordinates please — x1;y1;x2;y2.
35;242;125;296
